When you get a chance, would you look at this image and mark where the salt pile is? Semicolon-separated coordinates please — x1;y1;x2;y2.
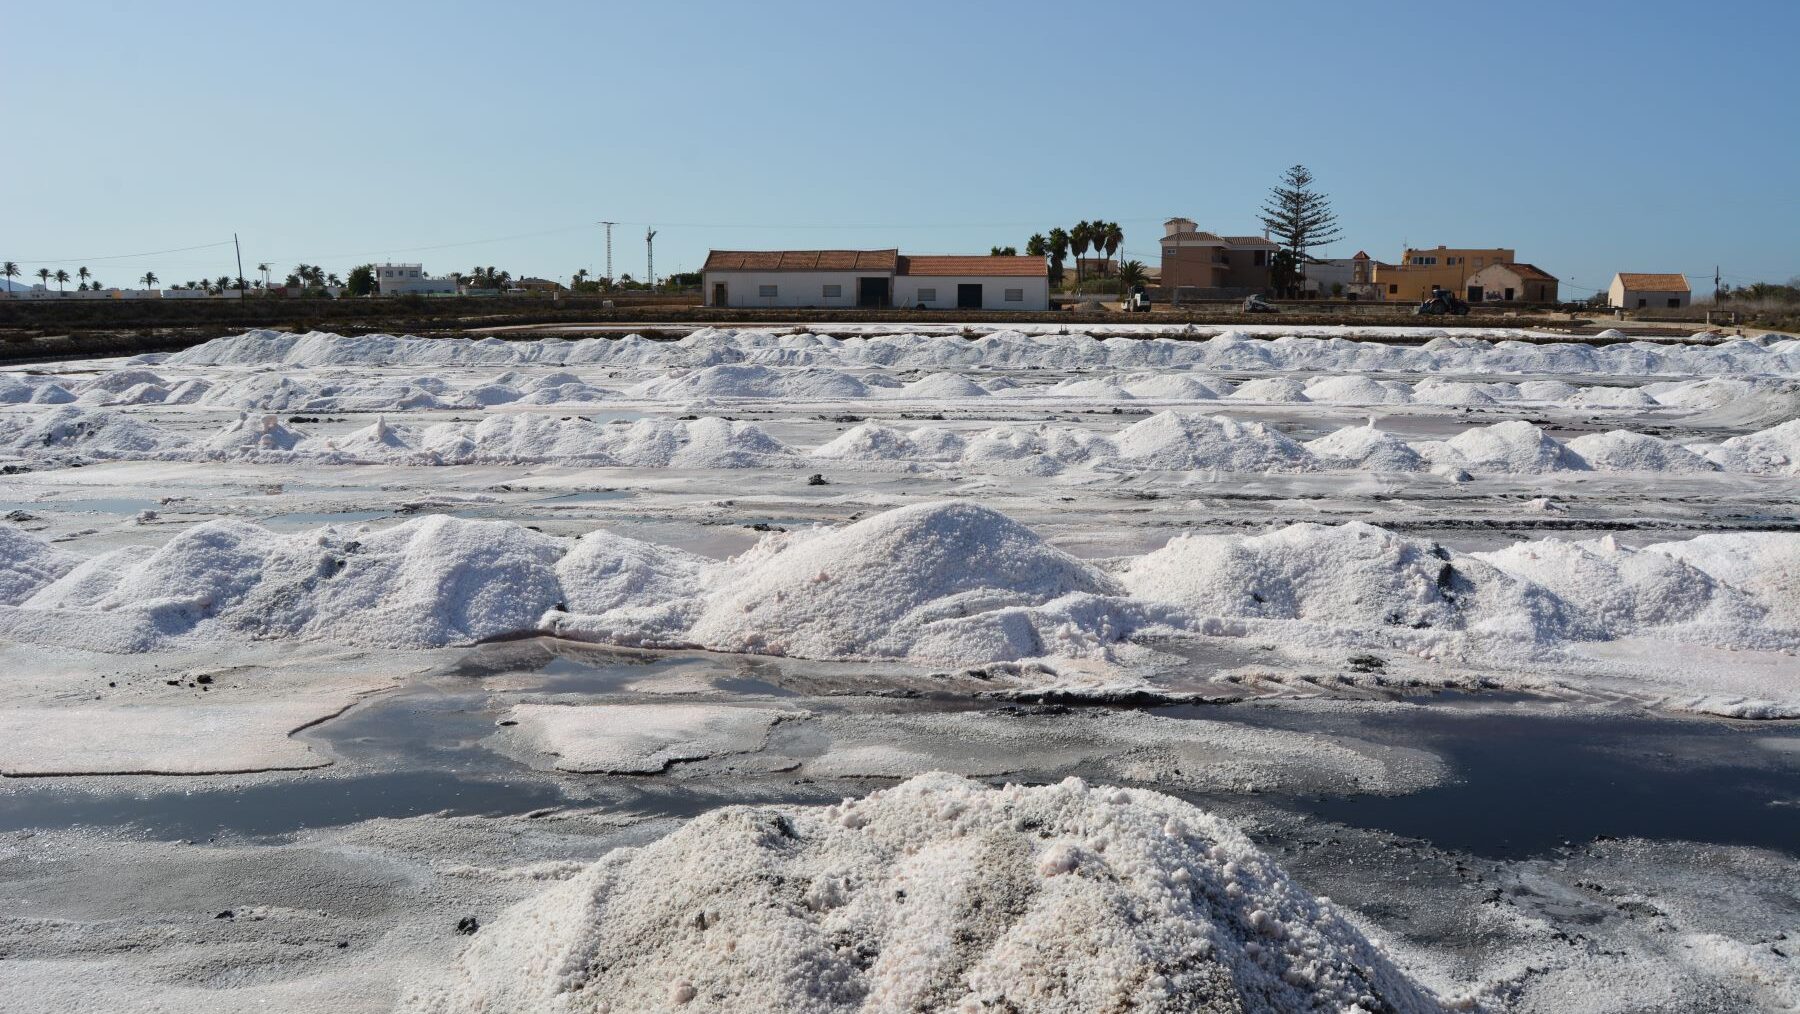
553;502;1138;661
1303;424;1427;471
0;516;567;651
0;405;179;456
1110;412;1317;472
198;413;309;455
1120;521;1560;640
1564;430;1718;472
409;773;1449;1014
1705;419;1800;474
1422;421;1585;473
1303;375;1413;405
0;525;79;605
1228;377;1311;402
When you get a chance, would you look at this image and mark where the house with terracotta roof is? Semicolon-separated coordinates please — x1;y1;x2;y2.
1467;262;1559;303
1371;246;1516;303
1608;272;1690;310
700;249;1048;310
1158;218;1278;295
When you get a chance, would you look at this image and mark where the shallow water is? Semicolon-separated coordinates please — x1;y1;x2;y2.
1210;704;1800;858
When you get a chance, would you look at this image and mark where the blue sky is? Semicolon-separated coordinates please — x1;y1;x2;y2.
5;0;1796;296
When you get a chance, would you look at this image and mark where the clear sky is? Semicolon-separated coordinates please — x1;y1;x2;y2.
6;0;1796;296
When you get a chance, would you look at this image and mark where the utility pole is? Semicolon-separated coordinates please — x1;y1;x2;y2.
597;221;616;281
646;227;657;288
233;233;246;294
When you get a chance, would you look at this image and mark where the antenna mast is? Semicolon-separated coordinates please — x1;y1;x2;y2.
598;221;616;281
646;227;657;288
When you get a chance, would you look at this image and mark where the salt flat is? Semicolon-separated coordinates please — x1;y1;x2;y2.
0;324;1796;1012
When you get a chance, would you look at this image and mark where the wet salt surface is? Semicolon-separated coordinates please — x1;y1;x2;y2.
1209;704;1800;859
2;644;1796;861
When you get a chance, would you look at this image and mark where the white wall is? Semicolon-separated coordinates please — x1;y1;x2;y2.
893;275;1049;311
702;270;873;308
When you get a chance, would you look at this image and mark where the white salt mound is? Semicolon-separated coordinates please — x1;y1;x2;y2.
1111;412;1317;472
409;773;1448;1014
1706;419;1800;475
0;524;80;605
1434;420;1583;473
677;502;1130;661
1227;377;1311;402
1304;424;1427;471
1563;430;1718;472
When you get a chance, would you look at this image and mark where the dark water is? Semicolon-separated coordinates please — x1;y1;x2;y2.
3;642;1796;857
1210;705;1800;858
0;770;569;840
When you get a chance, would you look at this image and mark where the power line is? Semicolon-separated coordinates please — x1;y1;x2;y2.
10;239;237;264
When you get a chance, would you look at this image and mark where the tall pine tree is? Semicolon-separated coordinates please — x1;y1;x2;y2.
1258;165;1343;295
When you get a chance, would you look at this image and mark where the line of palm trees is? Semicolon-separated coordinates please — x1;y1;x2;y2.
0;260;276;296
1022;220;1124;291
2;262;114;294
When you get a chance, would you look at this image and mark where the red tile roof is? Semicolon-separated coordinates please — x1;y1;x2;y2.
898;255;1048;278
1221;236;1278;248
702;250;898;272
1615;272;1689;291
1502;263;1557;282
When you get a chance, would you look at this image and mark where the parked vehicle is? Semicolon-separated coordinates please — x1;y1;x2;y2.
1414;286;1471;316
1121;287;1150;313
1242;294;1278;313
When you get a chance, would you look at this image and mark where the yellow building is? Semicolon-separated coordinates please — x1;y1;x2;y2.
1372;246;1515;302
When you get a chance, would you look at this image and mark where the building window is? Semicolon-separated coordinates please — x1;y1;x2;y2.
1004;288;1023;302
1253;250;1266;266
759;284;778;298
1447;257;1458;266
1388;284;1398;294
822;284;842;298
1637;298;1648;308
917;287;937;302
1667;297;1681;308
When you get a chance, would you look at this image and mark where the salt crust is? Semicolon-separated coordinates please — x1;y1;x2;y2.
406;773;1454;1014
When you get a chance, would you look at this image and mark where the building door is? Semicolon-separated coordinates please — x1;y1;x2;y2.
712;282;727;307
956;283;983;309
856;277;889;308
1504;287;1515;301
1467;286;1483;302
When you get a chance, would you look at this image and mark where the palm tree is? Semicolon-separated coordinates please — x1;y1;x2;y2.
573;268;589;288
256;262;271;289
54;269;70;293
77;266;90;288
2;261;18;295
1117;259;1147;292
1025;234;1047;258
1070;222;1092;289
1102;223;1123;276
326;272;341;287
36;268;51;291
1046;228;1069;289
140;271;159;290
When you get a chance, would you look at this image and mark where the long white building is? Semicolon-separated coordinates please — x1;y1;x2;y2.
375;263;458;296
701;249;1050;310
